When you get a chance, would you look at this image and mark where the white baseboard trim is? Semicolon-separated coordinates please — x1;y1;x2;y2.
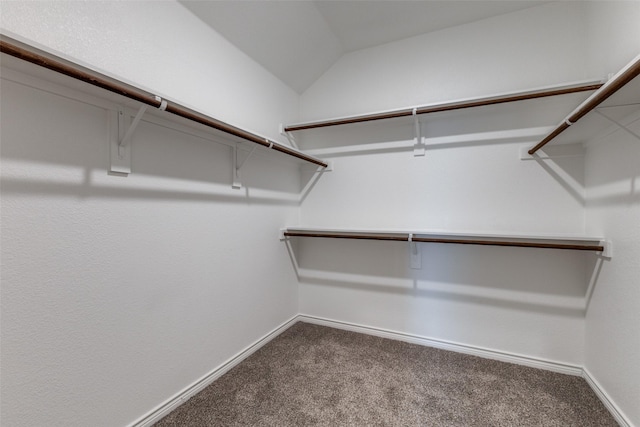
298;314;583;376
582;368;632;427
129;315;299;427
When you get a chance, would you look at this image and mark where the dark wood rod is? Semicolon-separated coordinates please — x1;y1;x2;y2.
284;231;604;252
284;83;602;132
416;84;603;115
0;37;162;108
529;56;640;155
411;237;604;252
284;231;408;242
270;143;328;166
0;36;327;168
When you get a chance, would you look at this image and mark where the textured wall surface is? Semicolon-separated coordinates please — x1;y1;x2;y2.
0;0;298;142
584;115;640;427
299;2;590;121
296;140;592;365
2;1;639;426
296;2;595;367
583;3;640;426
0;1;302;426
0;69;301;427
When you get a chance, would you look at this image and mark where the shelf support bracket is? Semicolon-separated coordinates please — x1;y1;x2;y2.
109;96;167;176
599;239;613;258
119;105;147;154
109;105;146;175
280;124;299;150
232;144;256;189
409;233;422;269
413;108;425;157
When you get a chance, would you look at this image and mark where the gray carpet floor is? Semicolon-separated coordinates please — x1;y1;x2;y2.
155;322;616;426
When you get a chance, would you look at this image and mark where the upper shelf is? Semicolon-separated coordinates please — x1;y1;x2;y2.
0;33;328;168
282;227;610;256
283;80;604;155
284;54;639;157
528;54;640;154
284;81;603;133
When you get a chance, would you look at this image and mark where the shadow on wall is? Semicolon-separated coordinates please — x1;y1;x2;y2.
293;95;589;209
585;113;640;207
286;236;606;318
531;105;640;208
0;76;324;206
528;152;585;205
534;103;640;210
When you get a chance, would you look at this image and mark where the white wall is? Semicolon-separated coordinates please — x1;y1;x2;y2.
296;2;603;367
0;0;298;141
299;1;590;121
296;7;640;421
1;2;301;426
584;1;640;79
584;113;640;427
296;140;593;365
2;1;639;425
582;2;640;426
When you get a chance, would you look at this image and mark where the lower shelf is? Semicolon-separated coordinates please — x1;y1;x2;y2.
281;227;611;256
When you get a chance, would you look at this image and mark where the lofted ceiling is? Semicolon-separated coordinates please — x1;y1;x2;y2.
179;1;548;94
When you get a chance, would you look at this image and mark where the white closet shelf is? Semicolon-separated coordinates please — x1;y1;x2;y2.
283;80;604;133
0;33;327;169
281;227;611;256
282;53;639;159
529;53;640;154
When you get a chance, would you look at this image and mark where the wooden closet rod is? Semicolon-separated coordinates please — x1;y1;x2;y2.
0;36;328;168
529;55;640;155
410;237;603;251
284;82;603;132
284;231;408;242
283;231;605;252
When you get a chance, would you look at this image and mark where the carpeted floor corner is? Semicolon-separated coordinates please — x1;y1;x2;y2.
154;322;616;426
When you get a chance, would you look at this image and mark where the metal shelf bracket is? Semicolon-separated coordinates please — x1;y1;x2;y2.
109;105;146;175
109;96;166;175
280;123;299;150
119;105;147;153
232;144;257;189
600;239;613;258
413;108;425;157
409;233;422;269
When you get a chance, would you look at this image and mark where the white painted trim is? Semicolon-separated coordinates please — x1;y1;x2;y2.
128;315;299;427
298;314;583;376
582;368;632;427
